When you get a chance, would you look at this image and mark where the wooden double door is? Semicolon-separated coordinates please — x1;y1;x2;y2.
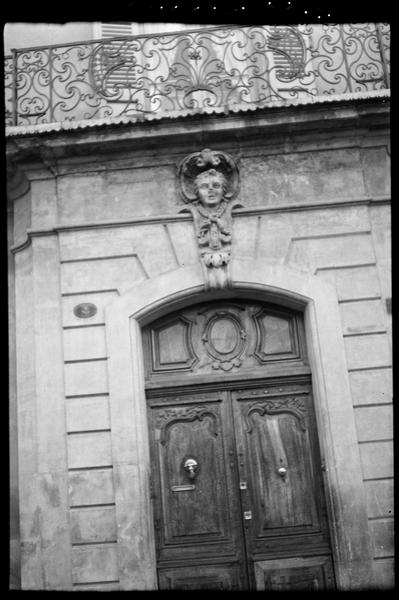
144;301;335;590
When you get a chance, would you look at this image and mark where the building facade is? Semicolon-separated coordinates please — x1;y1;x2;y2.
7;22;392;590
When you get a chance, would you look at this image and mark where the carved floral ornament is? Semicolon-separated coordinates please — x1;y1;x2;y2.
156;405;219;446
177;148;241;290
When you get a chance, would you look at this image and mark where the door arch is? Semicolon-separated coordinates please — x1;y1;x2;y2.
105;259;374;590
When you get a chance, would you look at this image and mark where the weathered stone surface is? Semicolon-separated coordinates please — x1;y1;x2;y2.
30;178;58;229
164;221;199;267
70;506;117;544
112;464;157;590
8;201;20;590
349;368;392;406
63;326;107;361
372;558;394;589
289;205;370;236
71;544;119;584
57;165;178;224
68;469;115;507
369;204;392;325
361;146;391;197
344;333;391;370
36;472;72;589
67;432;112;469
288;233;375;272
340;299;387;335
256;213;294;261
233;217;260;259
369;520;394;558
72;581;121;590
317;265;381;301
59;225;178;278
354;405;393;442
64;361;108;397
62;291;118;327
365;480;394;519
61;256;146;295
66;396;110;433
359;441;393;480
240;148;366;206
13;189;31;248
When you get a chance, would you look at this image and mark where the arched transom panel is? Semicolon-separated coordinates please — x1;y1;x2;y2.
143;300;307;381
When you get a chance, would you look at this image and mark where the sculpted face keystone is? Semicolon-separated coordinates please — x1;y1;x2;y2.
195;171;225;210
178;149;240;289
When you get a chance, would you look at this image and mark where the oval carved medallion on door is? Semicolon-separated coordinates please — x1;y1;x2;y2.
143;300;335;590
144;301;307;381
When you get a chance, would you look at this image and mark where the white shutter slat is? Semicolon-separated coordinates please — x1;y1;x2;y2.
100;22;133;38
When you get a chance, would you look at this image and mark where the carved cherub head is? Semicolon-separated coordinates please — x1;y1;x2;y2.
194;169;227;210
178;149;239;206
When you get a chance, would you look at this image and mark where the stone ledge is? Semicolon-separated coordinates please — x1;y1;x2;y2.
6;96;390;167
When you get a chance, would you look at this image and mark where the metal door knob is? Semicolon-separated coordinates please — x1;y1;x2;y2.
184;458;198;480
278;467;287;477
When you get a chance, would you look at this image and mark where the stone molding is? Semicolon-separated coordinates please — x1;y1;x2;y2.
9;195;391;255
105;258;375;590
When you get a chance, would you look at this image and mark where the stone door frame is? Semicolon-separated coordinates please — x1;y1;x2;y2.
105;258;374;590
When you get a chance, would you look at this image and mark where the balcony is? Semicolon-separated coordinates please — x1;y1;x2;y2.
4;23;390;131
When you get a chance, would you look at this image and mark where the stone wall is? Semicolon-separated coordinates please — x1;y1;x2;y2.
8;100;392;589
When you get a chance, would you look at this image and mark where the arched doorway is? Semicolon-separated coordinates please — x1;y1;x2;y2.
105;260;374;590
143;299;335;590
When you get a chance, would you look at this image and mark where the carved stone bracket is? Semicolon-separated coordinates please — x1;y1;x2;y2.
177;148;241;290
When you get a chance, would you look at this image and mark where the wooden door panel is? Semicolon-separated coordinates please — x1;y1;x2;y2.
148;393;245;567
254;556;335;590
161;413;223;541
158;562;243;590
247;412;317;531
232;387;323;552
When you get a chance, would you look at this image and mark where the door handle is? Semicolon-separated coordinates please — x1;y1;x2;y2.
278;467;287;478
184;458;198;480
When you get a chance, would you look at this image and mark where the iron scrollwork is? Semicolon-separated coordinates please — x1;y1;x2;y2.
5;23;390;127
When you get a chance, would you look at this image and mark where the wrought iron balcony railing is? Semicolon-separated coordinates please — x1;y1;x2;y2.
4;23;390;129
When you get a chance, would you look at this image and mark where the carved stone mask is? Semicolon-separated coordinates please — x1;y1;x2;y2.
178;148;239;205
194;169;226;209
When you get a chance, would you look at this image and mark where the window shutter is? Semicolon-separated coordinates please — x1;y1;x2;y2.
99;22;134;38
97;22;204;39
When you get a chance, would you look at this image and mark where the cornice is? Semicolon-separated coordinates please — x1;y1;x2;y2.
10;195;390;255
5;97;390;168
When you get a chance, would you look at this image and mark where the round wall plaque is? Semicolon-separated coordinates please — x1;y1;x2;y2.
73;302;97;319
